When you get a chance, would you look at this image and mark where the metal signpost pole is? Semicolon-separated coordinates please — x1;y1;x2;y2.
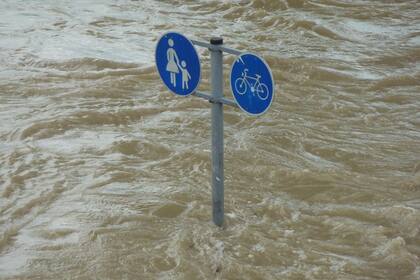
156;32;274;227
210;37;224;227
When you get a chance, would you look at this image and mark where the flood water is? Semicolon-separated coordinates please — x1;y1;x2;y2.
1;0;420;279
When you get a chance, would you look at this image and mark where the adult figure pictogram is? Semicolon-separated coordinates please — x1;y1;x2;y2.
166;39;180;87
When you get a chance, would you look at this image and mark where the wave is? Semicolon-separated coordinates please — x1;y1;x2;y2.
21;57;140;71
0;226;19;252
19;107;163;140
11;183;64;219
110;139;172;159
369;74;420;91
362;48;420;68
371;237;418;277
248;0;288;10
291;20;349;41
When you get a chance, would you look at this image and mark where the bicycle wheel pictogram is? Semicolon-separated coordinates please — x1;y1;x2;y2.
256;83;269;100
234;78;247;95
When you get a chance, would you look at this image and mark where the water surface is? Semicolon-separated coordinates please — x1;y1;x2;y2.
1;0;420;279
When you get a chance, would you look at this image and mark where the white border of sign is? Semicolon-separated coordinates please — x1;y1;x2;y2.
229;52;275;116
155;31;201;97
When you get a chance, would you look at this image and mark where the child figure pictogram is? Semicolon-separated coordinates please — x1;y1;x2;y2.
180;60;191;90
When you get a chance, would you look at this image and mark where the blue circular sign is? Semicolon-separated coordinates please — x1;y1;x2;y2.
155;32;201;96
230;53;274;116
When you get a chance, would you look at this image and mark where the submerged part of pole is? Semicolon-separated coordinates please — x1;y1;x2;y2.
210;37;224;227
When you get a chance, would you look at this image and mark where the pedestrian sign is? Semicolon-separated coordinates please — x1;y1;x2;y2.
230;53;274;116
155;32;201;96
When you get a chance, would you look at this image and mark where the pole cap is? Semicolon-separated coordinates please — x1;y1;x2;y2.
210;37;223;45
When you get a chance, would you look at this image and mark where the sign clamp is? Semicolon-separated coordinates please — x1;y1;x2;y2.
192;91;238;108
191;39;243;56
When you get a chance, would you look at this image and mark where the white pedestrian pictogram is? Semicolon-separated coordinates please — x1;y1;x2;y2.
165;38;191;90
180;61;191;89
166;39;180;87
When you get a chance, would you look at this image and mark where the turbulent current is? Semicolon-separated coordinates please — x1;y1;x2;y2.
1;0;420;279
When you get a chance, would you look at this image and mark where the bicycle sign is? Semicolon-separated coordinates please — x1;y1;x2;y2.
230;53;274;116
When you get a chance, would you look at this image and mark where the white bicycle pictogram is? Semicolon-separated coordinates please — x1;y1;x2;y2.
234;69;269;100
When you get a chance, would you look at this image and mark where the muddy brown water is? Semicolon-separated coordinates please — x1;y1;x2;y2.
1;0;420;279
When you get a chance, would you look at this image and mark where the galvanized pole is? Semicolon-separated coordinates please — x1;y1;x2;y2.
210;37;224;227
